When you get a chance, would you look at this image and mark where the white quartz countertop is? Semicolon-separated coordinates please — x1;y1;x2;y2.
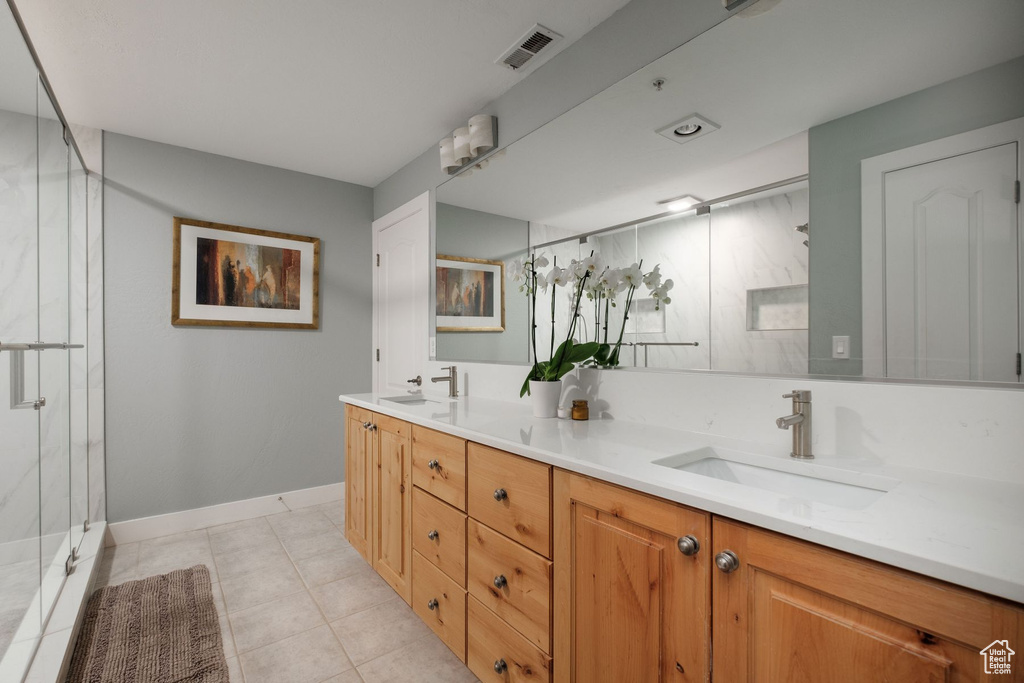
339;392;1024;604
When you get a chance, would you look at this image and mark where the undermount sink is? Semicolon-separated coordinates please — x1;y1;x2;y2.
380;395;442;406
654;447;898;510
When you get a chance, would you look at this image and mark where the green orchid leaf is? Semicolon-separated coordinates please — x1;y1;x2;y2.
567;341;599;363
594;343;611;364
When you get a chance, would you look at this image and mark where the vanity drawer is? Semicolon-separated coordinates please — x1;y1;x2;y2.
467;519;551;652
467;596;552;683
412;486;467;587
412;551;467;661
468;443;551;558
412;426;467;510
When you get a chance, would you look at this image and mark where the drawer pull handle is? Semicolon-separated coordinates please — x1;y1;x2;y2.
427;598;439;611
493;574;507;589
715;550;740;573
494;658;508;674
677;535;701;556
493;488;508;502
427;529;439;541
427;459;439;470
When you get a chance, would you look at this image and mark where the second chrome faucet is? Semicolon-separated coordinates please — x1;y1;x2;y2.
776;389;812;459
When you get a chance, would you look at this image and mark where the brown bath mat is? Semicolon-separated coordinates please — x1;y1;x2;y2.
67;564;228;683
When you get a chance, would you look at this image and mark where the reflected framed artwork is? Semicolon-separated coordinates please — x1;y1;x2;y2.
172;217;320;328
435;255;505;332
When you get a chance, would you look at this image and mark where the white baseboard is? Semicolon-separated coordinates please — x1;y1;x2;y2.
106;482;344;546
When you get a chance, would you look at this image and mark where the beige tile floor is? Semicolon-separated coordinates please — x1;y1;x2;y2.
93;502;480;683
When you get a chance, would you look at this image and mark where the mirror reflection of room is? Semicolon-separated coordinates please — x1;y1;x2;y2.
434;0;1023;386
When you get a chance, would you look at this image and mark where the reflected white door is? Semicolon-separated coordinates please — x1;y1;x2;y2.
883;143;1019;381
372;192;429;395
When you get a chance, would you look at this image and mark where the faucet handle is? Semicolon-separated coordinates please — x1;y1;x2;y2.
783;390;812;401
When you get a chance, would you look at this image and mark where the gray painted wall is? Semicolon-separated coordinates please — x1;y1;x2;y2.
435;203;529;363
104;133;373;522
808;56;1024;376
373;0;733;220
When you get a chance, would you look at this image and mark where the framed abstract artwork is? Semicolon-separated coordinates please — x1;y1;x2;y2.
172;217;320;329
435;255;505;332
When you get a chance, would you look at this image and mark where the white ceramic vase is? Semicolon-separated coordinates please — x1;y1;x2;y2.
529;379;562;418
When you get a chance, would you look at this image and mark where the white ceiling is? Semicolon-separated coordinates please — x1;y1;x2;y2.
437;0;1024;233
13;0;632;187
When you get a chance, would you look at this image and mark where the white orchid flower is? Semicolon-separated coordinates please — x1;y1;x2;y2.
534;254;550;269
643;264;662;289
548;266;569;288
598;267;621;291
621;263;643;289
510;258;525;281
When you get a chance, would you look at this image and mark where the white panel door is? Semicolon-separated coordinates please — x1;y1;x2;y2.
373;193;429;395
883;143;1018;381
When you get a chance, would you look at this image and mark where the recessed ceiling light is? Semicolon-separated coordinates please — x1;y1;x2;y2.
659;195;702;212
656;114;720;145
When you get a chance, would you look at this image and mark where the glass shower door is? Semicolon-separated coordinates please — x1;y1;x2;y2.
0;43;43;679
36;79;72;620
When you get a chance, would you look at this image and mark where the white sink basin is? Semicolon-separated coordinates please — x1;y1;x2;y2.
381;395;442;406
654;447;897;510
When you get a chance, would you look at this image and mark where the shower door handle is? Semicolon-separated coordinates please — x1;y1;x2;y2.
2;342;83;410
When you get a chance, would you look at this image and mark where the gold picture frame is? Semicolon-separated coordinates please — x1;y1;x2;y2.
172;217;320;329
435;254;505;332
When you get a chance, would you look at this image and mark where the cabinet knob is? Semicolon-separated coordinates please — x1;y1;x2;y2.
677;535;701;556
493;574;507;589
715;550;740;573
427;529;439;541
494;659;508;674
427;598;439;611
493;488;508;502
427;459;439;470
362;421;371;429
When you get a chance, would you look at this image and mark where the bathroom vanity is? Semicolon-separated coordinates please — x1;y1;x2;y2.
340;393;1024;682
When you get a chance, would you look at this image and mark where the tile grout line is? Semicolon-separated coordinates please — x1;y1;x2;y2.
276;513;361;676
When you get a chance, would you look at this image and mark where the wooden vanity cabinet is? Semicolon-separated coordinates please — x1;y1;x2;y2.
343;405;412;604
553;470;711;683
712;518;1024;683
344;404;373;561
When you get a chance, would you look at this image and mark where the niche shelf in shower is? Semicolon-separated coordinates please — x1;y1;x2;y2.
746;284;808;331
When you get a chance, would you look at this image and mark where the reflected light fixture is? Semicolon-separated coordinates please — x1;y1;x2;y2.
656;113;720;145
660;195;702;213
439;115;498;175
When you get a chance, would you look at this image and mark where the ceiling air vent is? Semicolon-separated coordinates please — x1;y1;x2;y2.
497;24;563;73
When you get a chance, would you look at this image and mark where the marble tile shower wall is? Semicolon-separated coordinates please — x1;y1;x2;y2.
708;188;809;375
0;109;41;557
634;212;712;369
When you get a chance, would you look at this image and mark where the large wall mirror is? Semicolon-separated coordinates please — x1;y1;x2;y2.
434;0;1024;386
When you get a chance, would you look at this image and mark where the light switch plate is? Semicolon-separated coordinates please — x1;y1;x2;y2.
832;335;850;359
429;336;436;359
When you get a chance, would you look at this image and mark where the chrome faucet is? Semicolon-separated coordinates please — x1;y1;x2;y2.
431;365;458;398
776;390;812;459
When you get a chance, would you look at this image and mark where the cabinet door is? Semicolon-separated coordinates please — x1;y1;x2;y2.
372;413;413;603
713;518;1024;682
553;471;711;683
344;404;374;561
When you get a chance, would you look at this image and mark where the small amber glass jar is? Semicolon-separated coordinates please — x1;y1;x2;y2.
571;400;589;421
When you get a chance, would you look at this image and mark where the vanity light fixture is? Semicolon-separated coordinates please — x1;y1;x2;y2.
656;113;720;145
439;115;498;175
659;195;703;213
